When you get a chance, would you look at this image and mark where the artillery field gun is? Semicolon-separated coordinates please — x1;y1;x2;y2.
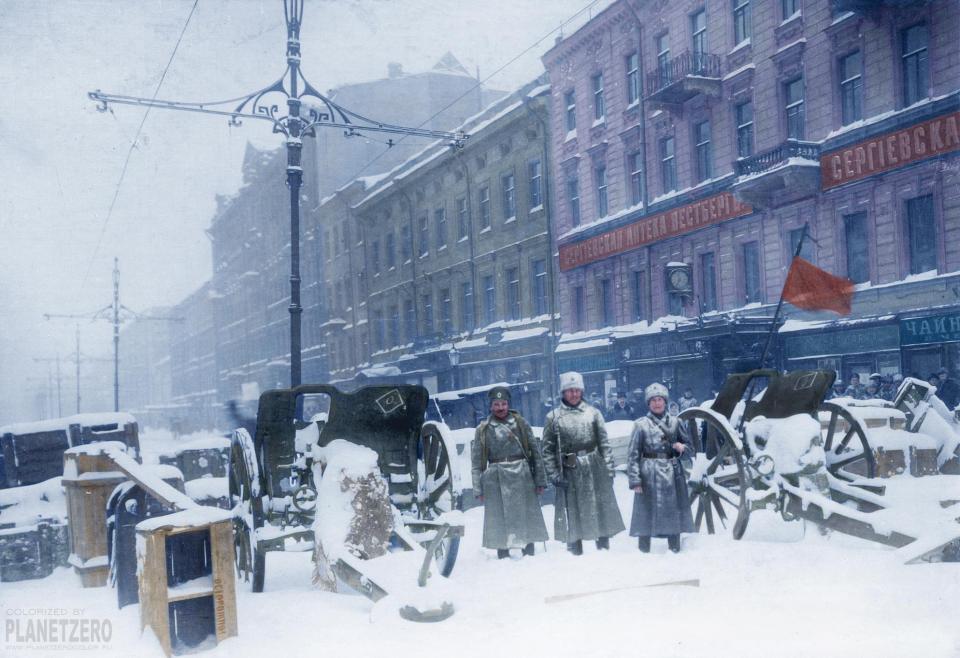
679;369;960;563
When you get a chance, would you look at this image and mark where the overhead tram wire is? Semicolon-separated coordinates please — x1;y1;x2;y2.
342;0;607;184
81;0;200;289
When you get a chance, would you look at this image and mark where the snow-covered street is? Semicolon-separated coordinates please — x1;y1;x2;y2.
4;468;958;658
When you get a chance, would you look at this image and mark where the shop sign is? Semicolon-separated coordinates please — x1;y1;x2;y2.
821;110;960;190
784;325;899;359
557;351;617;373
900;312;960;346
558;191;751;271
630;335;695;361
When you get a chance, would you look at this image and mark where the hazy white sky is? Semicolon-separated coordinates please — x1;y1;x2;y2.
0;0;610;420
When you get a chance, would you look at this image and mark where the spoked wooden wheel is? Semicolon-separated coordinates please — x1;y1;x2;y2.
229;428;266;592
819;402;876;480
416;422;460;577
679;408;751;540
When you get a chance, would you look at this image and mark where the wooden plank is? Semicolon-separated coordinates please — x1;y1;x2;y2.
104;447;197;511
209;520;238;642
138;530;173;657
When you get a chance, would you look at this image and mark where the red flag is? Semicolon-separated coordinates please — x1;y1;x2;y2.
782;257;855;315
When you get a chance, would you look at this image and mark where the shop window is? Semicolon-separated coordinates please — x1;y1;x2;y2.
632;270;645;322
600;278;614;326
743;241;762;303
573;286;586;331
906;194;936;274
843;212;869;283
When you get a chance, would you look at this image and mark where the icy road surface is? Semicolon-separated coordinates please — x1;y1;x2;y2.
3;473;959;658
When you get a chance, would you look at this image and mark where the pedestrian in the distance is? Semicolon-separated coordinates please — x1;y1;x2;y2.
627;383;695;553
937;368;960;409
678;388;698;411
542;371;625;555
470;386;548;559
844;373;866;399
608;391;635;420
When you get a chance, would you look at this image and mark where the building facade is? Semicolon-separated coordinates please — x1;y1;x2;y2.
315;78;559;422
168;283;220;432
544;0;959;402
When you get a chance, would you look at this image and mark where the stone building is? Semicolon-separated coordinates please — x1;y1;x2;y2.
544;0;959;401
117;307;173;426
168;283;220;431
314;77;558;422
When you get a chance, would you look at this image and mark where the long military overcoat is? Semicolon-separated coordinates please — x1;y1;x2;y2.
541;401;625;543
626;412;695;537
470;411;548;549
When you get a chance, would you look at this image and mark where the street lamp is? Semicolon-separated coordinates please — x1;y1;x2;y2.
89;0;466;388
448;345;461;391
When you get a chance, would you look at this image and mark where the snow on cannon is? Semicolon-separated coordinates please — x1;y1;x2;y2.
679;369;960;563
228;384;464;621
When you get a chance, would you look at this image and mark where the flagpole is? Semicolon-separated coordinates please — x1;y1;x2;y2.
756;222;808;370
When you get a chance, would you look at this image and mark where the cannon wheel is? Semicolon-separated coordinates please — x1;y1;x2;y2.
416;422;460;577
679;408;751;540
819;402;876;480
229;428;266;592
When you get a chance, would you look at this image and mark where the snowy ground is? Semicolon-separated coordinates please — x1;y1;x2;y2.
3;470;959;658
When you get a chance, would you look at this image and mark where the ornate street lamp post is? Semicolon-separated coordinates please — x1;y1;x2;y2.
90;0;465;387
448;345;461;391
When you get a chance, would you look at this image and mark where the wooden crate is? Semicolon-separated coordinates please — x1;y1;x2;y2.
137;513;237;656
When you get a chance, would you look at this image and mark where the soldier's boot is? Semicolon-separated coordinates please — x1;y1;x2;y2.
638;536;651;553
497;549;510;560
667;535;681;553
521;543;535;557
567;540;583;556
595;536;610;550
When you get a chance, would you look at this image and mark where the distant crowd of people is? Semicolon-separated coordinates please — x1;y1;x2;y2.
591;388;702;422
826;368;959;409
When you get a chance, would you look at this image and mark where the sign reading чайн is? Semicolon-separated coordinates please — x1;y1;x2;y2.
558;191;751;271
821;110;960;189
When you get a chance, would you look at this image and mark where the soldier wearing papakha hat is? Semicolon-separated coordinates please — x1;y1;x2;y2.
470;386;548;559
541;372;625;555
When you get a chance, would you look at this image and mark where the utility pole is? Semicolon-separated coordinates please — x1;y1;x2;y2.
88;0;465;387
45;258;182;412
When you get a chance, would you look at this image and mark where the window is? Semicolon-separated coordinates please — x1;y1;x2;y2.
694;120;712;182
733;0;750;45
434;207;447;250
600;278;614;326
785;77;804;140
656;33;671;84
592;73;605;121
632;270;645;322
528;159;542;209
626;52;640;104
389;305;400;345
456;197;468;240
333;225;341;256
422;293;434;335
901;24;928;106
840;50;863;125
565;90;576;132
660;136;677;193
691;9;707;72
507;267;521;320
573;286;585;331
478;186;491;229
341;223;350;252
400;224;411;262
532;259;547;316
404;299;416;342
701;252;717;311
374;309;385;350
567;177;581;226
735;100;754;158
501;172;516;220
782;0;798;20
743;241;762;303
385;232;396;269
418;215;429;256
628;152;643;206
483;275;496;324
461;281;474;330
789;226;815;262
907;195;936;274
371;239;381;273
844;212;869;283
595;165;608;217
440;288;452;335
324;230;331;260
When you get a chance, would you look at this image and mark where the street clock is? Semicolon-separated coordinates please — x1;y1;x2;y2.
665;263;693;296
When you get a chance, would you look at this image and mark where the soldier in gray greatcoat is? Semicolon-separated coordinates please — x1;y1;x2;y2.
542;372;625;555
627;382;695;553
470;386;548;559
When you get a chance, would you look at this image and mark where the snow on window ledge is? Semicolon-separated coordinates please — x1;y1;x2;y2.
479;226;492;234
529;204;544;214
504;216;517;224
729;38;751;55
564;129;577;142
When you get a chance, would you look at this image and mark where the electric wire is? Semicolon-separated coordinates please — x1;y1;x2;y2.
81;0;200;289
342;0;607;183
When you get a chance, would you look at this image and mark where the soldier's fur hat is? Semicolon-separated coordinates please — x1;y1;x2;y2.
488;386;511;403
560;371;584;392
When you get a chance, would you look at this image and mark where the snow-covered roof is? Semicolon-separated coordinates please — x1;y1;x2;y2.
0;412;137;437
